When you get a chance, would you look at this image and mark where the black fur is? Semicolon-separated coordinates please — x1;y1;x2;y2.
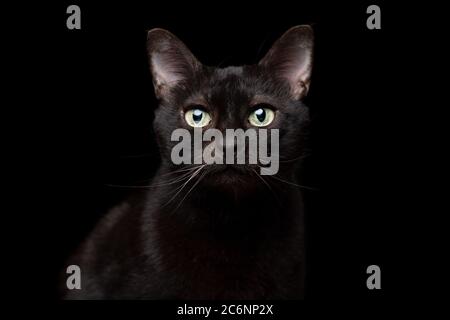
63;26;313;300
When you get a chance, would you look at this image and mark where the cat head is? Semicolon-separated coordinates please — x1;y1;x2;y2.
146;26;313;195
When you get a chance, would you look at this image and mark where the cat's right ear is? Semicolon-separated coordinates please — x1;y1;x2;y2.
147;29;200;99
259;25;314;99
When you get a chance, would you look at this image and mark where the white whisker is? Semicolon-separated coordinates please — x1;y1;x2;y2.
162;165;205;207
172;170;207;213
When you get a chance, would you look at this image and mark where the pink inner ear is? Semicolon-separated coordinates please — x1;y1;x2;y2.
282;53;312;98
151;53;184;87
288;53;312;84
259;26;314;99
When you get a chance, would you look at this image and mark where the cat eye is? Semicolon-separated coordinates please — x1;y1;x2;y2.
248;106;275;127
184;108;212;128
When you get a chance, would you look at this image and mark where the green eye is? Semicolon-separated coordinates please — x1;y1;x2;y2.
248;106;275;127
184;108;211;128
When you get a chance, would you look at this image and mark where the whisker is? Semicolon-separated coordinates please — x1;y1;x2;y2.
262;171;318;191
279;153;311;163
104;165;203;189
150;168;202;187
162;165;205;207
172;170;207;213
159;165;203;177
104;171;190;189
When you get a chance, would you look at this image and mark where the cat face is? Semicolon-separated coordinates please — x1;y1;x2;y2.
147;26;313;192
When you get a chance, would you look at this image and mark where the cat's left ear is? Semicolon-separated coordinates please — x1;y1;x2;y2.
259;25;314;99
147;28;201;99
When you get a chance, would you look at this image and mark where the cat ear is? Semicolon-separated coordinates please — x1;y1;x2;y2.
259;25;314;99
147;29;200;99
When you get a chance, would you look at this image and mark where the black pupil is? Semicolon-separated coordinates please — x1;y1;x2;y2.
192;109;203;123
255;108;266;122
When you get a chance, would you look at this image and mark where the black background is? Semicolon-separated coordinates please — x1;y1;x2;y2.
14;0;425;310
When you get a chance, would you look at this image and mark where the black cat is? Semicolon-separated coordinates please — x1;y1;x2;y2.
63;25;314;299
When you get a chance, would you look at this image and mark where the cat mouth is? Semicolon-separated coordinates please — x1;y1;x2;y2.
210;164;248;174
202;164;261;188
